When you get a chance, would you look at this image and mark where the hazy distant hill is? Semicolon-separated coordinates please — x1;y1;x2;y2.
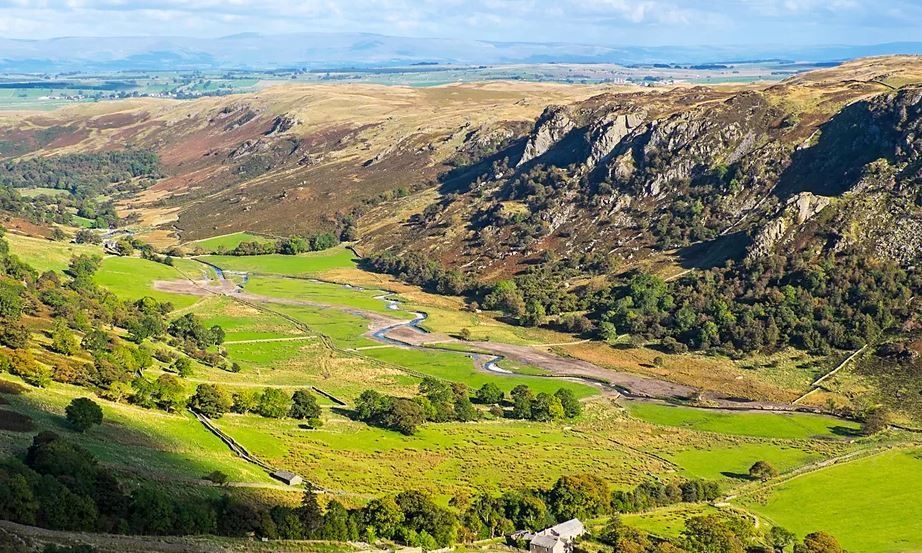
1;32;922;71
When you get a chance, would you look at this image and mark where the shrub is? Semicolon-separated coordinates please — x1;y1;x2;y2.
65;397;103;432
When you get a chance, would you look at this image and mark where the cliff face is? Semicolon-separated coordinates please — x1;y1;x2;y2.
363;59;922;277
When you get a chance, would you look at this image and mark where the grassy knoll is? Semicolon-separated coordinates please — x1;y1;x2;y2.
95;256;205;309
5;233;101;273
201;247;358;276
188;231;276;252
626;403;860;440
740;448;922;553
0;374;272;485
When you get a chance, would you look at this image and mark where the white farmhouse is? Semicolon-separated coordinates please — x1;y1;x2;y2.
528;519;585;553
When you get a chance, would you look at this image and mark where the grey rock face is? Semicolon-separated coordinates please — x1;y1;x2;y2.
749;192;832;258
517;106;575;167
586;111;645;171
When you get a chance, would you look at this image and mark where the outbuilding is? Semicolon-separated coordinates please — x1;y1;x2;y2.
270;470;303;486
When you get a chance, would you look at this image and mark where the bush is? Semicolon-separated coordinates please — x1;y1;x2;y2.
65;397;103;432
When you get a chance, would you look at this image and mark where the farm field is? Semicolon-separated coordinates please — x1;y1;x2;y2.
625;402;861;439
0;238;917;552
5;232;102;273
739;448;922;553
188;231;276;252
95;255;209;309
200;248;358;276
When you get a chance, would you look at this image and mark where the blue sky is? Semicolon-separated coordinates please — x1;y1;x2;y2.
0;0;919;45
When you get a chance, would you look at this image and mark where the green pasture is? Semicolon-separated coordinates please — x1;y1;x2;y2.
626;403;861;440
5;233;101;274
621;503;723;538
0;374;271;484
215;411;661;499
188;232;276;252
244;275;410;316
741;448;922;553
95;256;204;309
670;443;825;480
201;247;358;276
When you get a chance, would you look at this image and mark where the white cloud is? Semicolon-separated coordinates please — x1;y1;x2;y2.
0;0;917;44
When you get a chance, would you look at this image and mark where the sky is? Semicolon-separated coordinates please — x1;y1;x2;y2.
0;0;920;46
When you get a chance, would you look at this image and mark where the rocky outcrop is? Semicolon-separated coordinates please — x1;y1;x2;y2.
517;106;575;167
265;114;299;136
748;192;832;258
586;111;645;171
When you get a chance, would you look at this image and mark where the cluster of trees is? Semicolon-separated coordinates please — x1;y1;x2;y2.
600;513;845;553
0;432;457;546
504;384;582;421
0;150;159;228
353;376;479;435
363;251;470;296
190;384;322;426
0;237;240;417
591;251;919;355
353;378;582;434
462;473;722;545
610;479;720;513
215;232;340;256
0;433;845;552
0;186;116;229
372;240;918;359
0;150;160;198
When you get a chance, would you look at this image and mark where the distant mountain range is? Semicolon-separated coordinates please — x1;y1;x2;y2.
1;33;921;71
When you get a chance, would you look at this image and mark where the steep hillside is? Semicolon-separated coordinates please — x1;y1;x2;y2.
0;82;604;242
362;57;922;277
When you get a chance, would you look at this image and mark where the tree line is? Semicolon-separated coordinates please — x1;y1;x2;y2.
210;232;341;256
353;378;582;435
365;247;920;358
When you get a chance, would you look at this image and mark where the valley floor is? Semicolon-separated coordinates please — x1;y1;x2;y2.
1;241;919;552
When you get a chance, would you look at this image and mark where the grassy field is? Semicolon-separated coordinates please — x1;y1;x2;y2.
5;233;102;273
621;503;723;538
189;232;276;252
670;443;825;480
626;402;861;440
201;248;358;276
740;448;922;553
0;374;272;485
4;240;914;548
95;256;206;309
244;275;412;316
215;406;670;501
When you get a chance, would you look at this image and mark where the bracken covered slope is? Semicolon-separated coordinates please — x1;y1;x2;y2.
0;82;604;241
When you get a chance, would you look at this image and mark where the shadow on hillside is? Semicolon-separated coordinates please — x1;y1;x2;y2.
830;425;864;437
720;471;752;480
676;231;751;270
775;97;897;200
